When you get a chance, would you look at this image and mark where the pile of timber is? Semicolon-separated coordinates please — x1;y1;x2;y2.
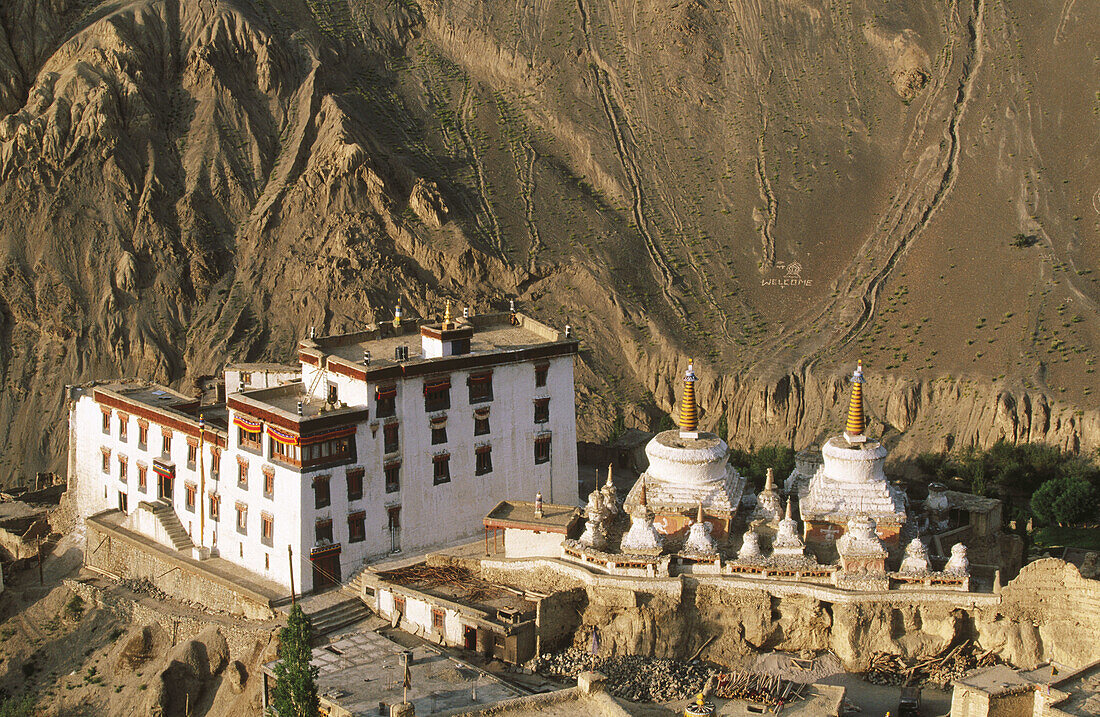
865;641;1000;687
713;670;807;706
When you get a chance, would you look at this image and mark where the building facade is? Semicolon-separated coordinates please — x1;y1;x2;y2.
69;311;580;594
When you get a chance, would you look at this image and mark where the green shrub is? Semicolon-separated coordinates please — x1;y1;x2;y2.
1032;476;1099;526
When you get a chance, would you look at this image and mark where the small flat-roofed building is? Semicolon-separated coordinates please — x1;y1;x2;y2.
68;309;580;595
364;562;538;665
483;499;582;559
951;661;1100;717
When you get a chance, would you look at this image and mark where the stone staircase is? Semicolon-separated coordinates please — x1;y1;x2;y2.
145;500;193;552
307;597;372;638
342;562;374;598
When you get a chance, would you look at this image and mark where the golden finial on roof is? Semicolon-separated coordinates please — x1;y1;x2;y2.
442;300;454;330
678;359;699;437
844;360;867;443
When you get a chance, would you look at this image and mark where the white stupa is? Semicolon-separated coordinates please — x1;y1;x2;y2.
683;502;719;556
899;538;931;574
622;361;746;542
799;362;907;545
620;481;663;554
752;468;784;524
771;498;807;560
944;543;970;576
737;529;764;562
578;489;608;550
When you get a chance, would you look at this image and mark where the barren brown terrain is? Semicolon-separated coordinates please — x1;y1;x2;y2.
0;0;1098;485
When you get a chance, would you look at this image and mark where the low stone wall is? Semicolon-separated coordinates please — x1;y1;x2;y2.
63;578;277;658
85;516;275;620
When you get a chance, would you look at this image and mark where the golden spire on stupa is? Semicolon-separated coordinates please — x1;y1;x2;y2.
442;299;455;330
844;360;867;443
678;359;699;437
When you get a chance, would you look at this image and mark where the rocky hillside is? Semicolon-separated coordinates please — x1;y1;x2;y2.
0;0;1097;485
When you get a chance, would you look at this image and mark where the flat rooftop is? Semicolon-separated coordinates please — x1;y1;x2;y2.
301;312;574;375
231;381;367;421
944;490;1001;513
956;664;1042;693
275;629;523;716
485;500;582;534
373;563;534;617
95;381;197;412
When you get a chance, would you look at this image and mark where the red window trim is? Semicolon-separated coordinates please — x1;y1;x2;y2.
432;453;450;464
475;445;492;454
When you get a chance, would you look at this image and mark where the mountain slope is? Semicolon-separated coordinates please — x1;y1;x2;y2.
0;0;1097;484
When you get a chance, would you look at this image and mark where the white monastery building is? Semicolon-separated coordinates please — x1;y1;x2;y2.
68;307;580;593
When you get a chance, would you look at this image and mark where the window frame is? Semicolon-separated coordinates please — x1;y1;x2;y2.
137;421;148;450
314;475;331;510
118;455;128;483
137;463;148;492
260;512;274;547
210;493;221;520
534;397;550;424
475;445;493;476
235;502;248;534
535;434;552;464
118;413;128;442
384;461;401;494
432;453;451;485
185;481;197;512
383;422;400;454
237;459;248;489
423;377;451;413
102;409;112;435
263;466;275;500
467;371;493;404
534;362;549;388
348;511;366;544
376;384;397;418
315;518;334;545
161;430;172;458
346;467;364;502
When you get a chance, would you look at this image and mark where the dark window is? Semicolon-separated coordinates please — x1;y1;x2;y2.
240;371;252;387
475;446;492;476
118;457;128;483
137;465;147;492
238;461;248;489
161;431;172;456
210;493;220;520
376;385;396;418
468;372;493;403
263;469;275;500
185;482;196;512
348;512;366;543
261;513;274;547
210;448;220;479
102;410;111;434
433;454;451;485
118;415;128;442
118;491;127;512
535;362;549;388
431;423;448;445
327;383;339;404
535;435;552;464
238;426;262;453
383;422;399;454
314;476;331;509
385;462;401;493
474;414;490;436
534;397;550;424
101;449;111;474
315;519;333;544
347;468;364;502
432;608;445;631
236;503;248;534
138;423;148;450
394;595;406;615
424;378;451;412
187;442;198;469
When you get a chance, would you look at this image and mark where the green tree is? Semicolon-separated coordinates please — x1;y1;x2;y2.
269;604;319;717
1031;476;1100;526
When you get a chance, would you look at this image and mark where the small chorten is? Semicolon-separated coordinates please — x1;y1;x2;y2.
534;491;544;519
620;481;663;554
836;515;887;570
600;465;618;516
738;529;764;562
683;502;718;556
679;359;699;439
753;467;784;523
844;360;867;444
579;489;608;550
771;498;806;559
944;543;970;576
899;538;931;574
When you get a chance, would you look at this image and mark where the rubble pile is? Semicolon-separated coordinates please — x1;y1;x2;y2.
864;641;1000;687
532;649;721;701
